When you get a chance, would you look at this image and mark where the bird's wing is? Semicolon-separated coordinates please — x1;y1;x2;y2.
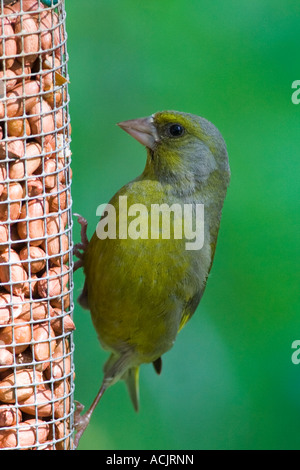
178;235;219;332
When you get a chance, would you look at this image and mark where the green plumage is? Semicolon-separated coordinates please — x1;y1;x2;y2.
79;110;230;409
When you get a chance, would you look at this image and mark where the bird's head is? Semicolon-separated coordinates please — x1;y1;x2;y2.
118;110;230;195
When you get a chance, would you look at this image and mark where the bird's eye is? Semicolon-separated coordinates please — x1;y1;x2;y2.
167;123;185;137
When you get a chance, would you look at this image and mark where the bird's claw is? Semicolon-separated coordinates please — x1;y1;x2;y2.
73;401;92;449
73;214;89;271
74;400;85;426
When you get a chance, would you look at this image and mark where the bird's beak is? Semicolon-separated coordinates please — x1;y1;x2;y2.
117;115;159;151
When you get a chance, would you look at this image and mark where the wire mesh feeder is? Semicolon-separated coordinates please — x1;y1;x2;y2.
0;0;74;450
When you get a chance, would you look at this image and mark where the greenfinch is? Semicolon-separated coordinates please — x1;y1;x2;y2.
74;110;230;447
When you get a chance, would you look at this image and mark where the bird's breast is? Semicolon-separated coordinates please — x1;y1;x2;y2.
83;180;212;363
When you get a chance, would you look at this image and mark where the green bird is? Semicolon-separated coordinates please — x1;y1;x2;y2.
73;110;230;447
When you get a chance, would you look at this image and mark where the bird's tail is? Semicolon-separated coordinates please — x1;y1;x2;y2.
123;366;140;412
103;353;140;412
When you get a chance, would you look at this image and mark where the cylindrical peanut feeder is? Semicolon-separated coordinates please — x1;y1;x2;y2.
0;0;74;450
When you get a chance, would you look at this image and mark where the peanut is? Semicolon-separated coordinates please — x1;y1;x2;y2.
54;420;70;450
32;322;56;362
22;275;38;298
44;214;61;236
9;60;31;79
50;286;70;310
17;197;49;246
42;158;59;189
0;248;27;296
49;183;69;213
0;224;9;250
15;348;48;372
43;140;55;158
0;349;14;372
19;245;46;274
61;209;69;229
0;369;43;403
15;14;39;65
43;135;56;154
9;141;42;179
0;70;17;92
0;18;17;69
26;177;43;197
51;310;75;336
0;319;31;355
8;223;24;252
54;379;70;419
20;301;52;322
0;182;23;223
0;418;49;449
0;369;12;382
4;80;39;119
28;100;55;144
49;233;69;266
3;5;20;26
43;215;69;266
0;224;21;253
0;293;23;325
20;0;41;12
43;84;63;108
3;1;42;24
0;164;6;197
7;117;31;138
33;441;54;450
44;338;71;380
0;304;11;326
41;57;64;91
37;265;69;299
0;404;22;427
39;10;60;51
0;138;25;159
19;388;55;417
55;107;68;132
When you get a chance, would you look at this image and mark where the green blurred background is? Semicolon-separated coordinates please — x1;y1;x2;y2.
66;0;300;450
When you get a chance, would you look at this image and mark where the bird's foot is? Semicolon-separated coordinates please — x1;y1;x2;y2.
74;400;85;426
73;401;92;449
74;213;89;248
73;244;85;271
73;214;89;271
73;385;106;449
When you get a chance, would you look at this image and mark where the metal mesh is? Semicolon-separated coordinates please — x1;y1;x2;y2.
0;0;74;450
